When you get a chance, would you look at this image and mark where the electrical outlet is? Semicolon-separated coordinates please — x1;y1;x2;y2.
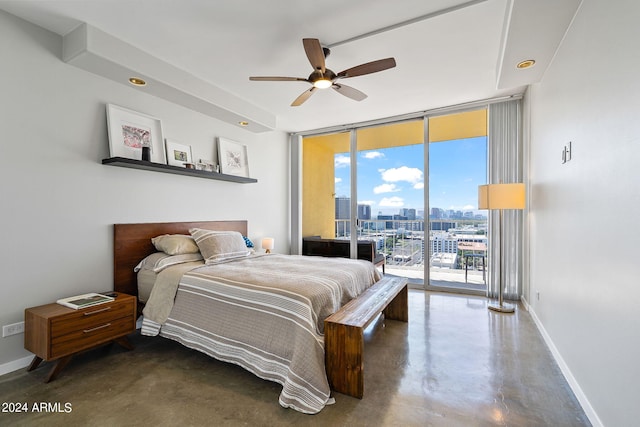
2;321;25;337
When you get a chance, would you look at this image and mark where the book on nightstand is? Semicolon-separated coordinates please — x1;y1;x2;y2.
56;292;114;310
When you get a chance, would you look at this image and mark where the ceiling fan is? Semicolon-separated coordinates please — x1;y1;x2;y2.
249;38;396;106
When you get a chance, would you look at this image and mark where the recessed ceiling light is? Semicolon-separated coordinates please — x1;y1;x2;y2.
238;121;249;127
516;60;536;69
128;77;147;86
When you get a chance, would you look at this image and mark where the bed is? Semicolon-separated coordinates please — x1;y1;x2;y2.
113;220;382;414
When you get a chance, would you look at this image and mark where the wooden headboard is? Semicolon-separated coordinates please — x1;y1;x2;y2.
113;220;248;297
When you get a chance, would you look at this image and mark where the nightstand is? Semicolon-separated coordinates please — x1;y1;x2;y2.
24;292;136;382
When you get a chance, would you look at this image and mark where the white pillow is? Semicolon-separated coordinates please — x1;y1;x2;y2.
189;228;251;264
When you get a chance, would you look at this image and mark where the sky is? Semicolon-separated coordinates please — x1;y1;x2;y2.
334;136;487;217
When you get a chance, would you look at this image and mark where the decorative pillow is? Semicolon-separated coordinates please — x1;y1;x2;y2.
134;252;203;273
151;234;200;255
243;235;255;248
189;228;252;264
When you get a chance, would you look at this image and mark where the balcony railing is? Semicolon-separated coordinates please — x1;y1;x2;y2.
333;218;487;287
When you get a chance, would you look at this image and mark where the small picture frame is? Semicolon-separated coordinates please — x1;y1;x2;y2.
106;104;166;163
165;139;193;167
217;137;250;177
196;159;216;172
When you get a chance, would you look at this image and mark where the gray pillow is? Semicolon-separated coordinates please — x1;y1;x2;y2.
134;252;203;273
189;228;251;264
151;234;200;255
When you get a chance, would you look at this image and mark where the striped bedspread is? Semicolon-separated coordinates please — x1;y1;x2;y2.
141;254;381;414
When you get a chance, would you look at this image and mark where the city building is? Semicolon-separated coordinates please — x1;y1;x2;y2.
334;197;350;220
357;204;371;220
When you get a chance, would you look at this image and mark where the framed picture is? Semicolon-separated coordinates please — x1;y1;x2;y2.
196;159;217;172
217;137;250;177
165;139;193;167
106;104;166;163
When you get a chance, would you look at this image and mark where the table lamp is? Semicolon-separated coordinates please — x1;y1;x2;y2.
262;237;274;253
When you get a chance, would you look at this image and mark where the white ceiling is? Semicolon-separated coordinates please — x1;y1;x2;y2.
0;0;581;132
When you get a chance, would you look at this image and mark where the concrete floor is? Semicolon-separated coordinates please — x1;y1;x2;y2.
0;291;590;427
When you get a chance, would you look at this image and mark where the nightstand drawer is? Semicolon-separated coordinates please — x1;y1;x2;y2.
50;301;133;338
50;315;134;359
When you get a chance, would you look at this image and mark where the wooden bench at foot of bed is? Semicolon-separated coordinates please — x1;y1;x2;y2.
324;276;408;399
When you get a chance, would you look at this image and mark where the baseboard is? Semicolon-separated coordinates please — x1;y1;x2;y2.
0;354;32;377
527;307;604;427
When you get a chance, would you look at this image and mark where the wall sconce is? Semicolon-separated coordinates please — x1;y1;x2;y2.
262;237;274;253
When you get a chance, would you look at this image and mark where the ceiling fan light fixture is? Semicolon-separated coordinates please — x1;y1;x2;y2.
313;78;333;89
516;59;535;69
249;38;396;105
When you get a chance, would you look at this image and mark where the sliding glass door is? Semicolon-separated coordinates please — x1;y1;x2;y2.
355;121;425;283
302;121;424;283
299;107;489;294
425;109;488;294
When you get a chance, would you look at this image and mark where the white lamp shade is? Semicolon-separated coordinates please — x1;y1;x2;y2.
261;237;274;250
478;183;525;210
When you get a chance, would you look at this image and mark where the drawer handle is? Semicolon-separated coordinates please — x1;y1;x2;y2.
83;307;111;316
83;323;111;333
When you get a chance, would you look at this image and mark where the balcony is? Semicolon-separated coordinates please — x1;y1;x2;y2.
334;219;487;292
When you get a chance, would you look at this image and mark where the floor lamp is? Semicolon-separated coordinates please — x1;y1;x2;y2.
478;183;525;313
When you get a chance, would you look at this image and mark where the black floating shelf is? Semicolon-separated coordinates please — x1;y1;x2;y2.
102;157;257;184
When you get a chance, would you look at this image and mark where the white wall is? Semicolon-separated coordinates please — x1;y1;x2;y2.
527;1;640;426
0;11;289;367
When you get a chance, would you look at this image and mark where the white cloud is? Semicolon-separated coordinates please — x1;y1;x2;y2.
379;196;404;207
445;204;478;211
413;182;424;190
381;166;423;185
359;200;375;206
335;155;350;168
374;183;400;194
362;151;384;159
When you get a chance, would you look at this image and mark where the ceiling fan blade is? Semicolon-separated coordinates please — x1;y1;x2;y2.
291;87;317;106
303;38;326;73
250;76;308;82
332;83;368;101
337;57;396;79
